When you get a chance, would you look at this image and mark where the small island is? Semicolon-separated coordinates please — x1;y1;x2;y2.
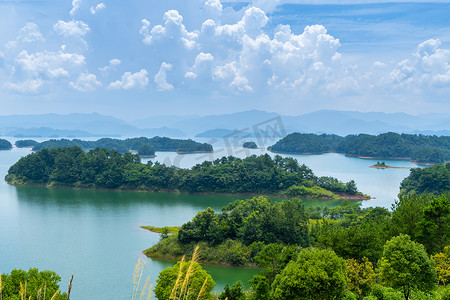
371;161;390;168
370;161;413;169
243;141;258;149
0;139;13;150
15;139;39;148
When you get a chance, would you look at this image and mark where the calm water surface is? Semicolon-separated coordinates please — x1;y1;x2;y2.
0;145;422;299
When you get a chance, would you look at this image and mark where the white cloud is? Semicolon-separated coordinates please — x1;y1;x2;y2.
6;79;46;94
90;3;106;14
99;58;121;74
185;52;214;79
139;10;198;49
54;20;90;37
108;69;149;89
70;72;102;91
17;23;45;43
70;0;82;16
204;0;223;19
154;62;174;91
15;50;86;75
48;67;69;78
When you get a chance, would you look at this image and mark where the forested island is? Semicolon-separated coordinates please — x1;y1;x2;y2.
0;138;12;150
15;139;39;148
5;147;364;198
243;141;258;149
31;136;213;154
269;132;450;163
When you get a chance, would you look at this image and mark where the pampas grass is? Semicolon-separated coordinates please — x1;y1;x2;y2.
134;244;210;300
132;258;152;300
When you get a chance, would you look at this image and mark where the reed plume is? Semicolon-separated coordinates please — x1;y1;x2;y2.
50;289;60;300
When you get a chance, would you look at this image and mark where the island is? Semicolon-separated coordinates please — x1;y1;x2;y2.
243;141;258;149
0;139;13;150
32;136;213;154
269;132;450;164
5;147;368;199
15;139;39;148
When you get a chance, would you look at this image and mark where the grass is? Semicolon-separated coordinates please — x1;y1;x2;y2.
141;226;181;234
134;244;214;300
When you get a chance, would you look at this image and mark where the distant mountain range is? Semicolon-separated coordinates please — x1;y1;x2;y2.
1;110;450;138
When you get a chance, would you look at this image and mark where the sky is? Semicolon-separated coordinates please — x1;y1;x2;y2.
1;0;450;120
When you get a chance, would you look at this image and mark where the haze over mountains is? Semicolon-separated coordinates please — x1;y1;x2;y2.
1;110;450;138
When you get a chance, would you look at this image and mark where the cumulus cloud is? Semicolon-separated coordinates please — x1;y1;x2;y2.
54;20;90;37
70;72;102;91
90;3;106;14
15;50;86;76
139;4;348;94
6;79;46;94
108;69;149;89
139;10;198;49
70;0;82;16
185;52;214;79
154;62;174;91
17;23;45;43
204;0;223;19
99;58;121;74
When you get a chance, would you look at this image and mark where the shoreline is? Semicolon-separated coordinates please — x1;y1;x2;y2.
5;181;370;200
270;149;440;165
144;252;259;268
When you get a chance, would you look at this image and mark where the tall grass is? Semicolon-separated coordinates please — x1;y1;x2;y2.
134;244;212;300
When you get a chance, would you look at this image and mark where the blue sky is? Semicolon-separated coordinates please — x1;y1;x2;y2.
1;0;450;120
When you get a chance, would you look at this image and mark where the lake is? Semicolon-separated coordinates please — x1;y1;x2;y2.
0;145;421;299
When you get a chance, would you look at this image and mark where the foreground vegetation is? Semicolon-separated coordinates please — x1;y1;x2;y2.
145;192;450;299
0;268;69;300
269;132;450;163
5;148;364;198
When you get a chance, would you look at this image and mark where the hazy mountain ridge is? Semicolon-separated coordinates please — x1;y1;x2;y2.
1;110;450;138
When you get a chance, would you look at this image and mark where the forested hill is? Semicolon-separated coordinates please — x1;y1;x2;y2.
5;147;363;198
32;136;213;154
269;132;450;163
400;163;450;195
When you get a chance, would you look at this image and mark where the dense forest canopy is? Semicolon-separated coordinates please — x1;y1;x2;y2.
32;136;213;153
0;138;12;149
269;132;450;163
5;147;361;197
400;163;450;195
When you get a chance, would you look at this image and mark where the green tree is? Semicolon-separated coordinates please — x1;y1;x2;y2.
1;268;67;300
219;281;246;300
249;275;271;300
418;196;450;253
345;257;376;300
379;234;437;300
271;249;348;300
154;260;215;300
